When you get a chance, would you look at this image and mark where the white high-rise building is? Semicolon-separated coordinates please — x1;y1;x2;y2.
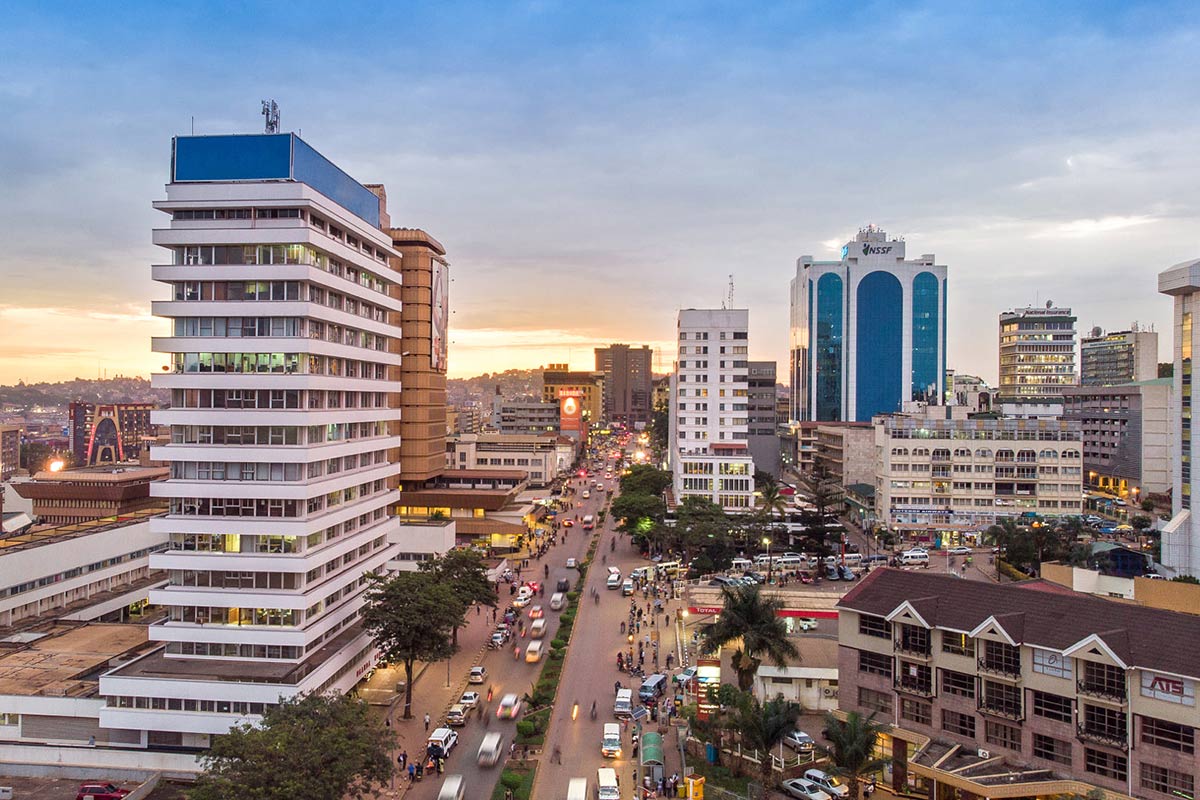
98;133;406;743
669;309;756;511
1159;259;1200;576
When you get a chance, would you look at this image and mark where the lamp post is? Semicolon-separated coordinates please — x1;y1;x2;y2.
763;536;772;584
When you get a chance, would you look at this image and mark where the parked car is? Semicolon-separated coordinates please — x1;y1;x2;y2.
497;693;522;719
781;778;832;800
77;784;130;800
673;666;698;685
459;691;480;709
427;727;459;756
794;617;819;631
824;566;841;581
804;769;849;798
838;565;857;581
783;729;815;752
446;704;467;726
469;666;487;684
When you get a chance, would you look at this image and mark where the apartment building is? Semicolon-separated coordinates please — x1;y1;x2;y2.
839;569;1198;800
595;344;653;425
1081;328;1159;387
542;364;605;423
814;423;873;491
874;410;1083;545
997;305;1078;411
446;432;576;487
669;309;756;510
1062;379;1172;499
1159;259;1200;577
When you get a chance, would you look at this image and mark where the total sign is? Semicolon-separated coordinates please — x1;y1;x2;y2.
1141;672;1195;706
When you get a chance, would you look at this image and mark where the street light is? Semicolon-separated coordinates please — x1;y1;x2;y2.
763;536;772;584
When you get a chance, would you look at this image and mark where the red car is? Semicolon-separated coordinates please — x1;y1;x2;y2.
77;783;130;800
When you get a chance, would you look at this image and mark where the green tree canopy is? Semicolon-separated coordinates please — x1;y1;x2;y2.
191;692;391;800
821;710;889;800
725;690;801;784
699;584;798;691
362;571;460;718
419;548;499;644
619;464;672;497
611;491;666;532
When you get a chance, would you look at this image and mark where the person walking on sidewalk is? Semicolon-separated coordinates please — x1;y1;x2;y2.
424;712;431;731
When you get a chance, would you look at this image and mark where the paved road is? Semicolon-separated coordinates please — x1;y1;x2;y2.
408;476;613;800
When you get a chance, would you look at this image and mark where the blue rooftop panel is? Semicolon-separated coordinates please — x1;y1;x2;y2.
171;134;380;227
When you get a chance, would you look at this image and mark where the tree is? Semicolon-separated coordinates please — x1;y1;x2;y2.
821;710;889;800
671;496;731;560
362;572;460;718
730;692;801;785
619;464;672;497
418;549;498;645
754;469;778;493
190;692;391;800
1130;514;1152;532
756;483;788;524
648;400;669;456
698;585;798;691
611;491;666;533
1141;499;1156;513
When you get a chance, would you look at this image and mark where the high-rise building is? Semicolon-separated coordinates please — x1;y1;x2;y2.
0;425;20;482
541;364;604;423
997;304;1078;409
99;133;408;744
669;309;755;511
594;344;653;425
747;361;780;477
789;226;948;422
1080;326;1159;386
1159;259;1200;576
69;402;156;466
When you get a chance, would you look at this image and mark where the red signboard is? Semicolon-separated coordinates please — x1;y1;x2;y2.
559;391;583;433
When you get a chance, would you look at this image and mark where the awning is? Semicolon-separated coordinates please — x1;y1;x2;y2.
640;731;663;765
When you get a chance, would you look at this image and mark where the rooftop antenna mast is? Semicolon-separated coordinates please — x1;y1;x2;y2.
723;274;734;309
261;100;280;134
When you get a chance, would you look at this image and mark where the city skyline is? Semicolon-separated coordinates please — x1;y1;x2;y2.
3;2;1198;385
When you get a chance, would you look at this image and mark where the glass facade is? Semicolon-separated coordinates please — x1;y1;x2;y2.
815;273;843;420
806;278;813;418
911;271;940;401
855;270;903;421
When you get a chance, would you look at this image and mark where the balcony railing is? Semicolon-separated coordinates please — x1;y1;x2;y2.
894;639;932;658
1077;725;1128;751
894;676;935;698
1077;679;1126;703
978;699;1024;721
978;658;1021;679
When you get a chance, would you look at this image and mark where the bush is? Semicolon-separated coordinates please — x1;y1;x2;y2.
997;560;1026;582
500;771;523;791
550;638;566;650
549;649;563;661
515;720;536;738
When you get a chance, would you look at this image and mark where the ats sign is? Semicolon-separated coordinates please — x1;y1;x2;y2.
1141;672;1195;706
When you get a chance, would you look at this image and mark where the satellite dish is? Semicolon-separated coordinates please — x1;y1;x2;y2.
1046;300;1053;309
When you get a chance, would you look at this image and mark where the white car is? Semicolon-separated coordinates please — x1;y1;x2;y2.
783;729;815;752
782;778;832;800
459;691;480;709
497;693;521;719
804;769;849;798
947;546;972;555
606;573;622;589
566;557;578;569
582;491;591;499
794;617;819;632
469;666;487;684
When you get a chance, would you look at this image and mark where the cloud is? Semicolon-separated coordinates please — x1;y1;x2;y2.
1034;215;1160;239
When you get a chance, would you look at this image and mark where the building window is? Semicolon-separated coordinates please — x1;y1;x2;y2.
1084;747;1128;782
985;720;1021;751
896;661;932;696
1080;661;1126;701
858;614;891;639
980;680;1022;720
941;710;975;738
1031;648;1072;680
900;698;932;726
858;687;892;715
1141;717;1195;754
1031;691;1073;723
979;640;1021;677
859;650;893;678
896;624;930;656
1081;704;1127;747
1032;733;1072;765
941;669;976;698
1141;764;1195;798
942;632;974;657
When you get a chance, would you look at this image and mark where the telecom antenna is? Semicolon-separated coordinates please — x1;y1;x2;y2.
261;100;280;133
724;274;734;309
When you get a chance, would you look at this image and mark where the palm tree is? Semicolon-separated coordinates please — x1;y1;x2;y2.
821;711;889;800
733;693;801;787
699;585;799;691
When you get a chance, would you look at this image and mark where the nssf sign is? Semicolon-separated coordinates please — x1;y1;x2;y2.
1141;672;1195;706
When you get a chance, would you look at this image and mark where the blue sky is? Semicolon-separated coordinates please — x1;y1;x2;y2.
2;1;1198;382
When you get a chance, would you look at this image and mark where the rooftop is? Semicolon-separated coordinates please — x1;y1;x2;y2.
839;569;1200;678
0;508;162;554
27;465;168;483
0;623;151;698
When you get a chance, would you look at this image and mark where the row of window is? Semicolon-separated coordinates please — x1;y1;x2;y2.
170;388;388;410
171;421;388;446
679;331;747;340
172;244;388;295
171;317;389;352
170;281;389;325
167;510;388;555
169;450;387;482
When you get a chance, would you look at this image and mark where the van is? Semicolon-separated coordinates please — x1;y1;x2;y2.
530;618;548;638
899;550;930;567
730;558;753;572
477;732;503;766
583;515;595;530
566;778;589;800
639;673;668;702
525;641;545;662
754;554;773;566
657;560;682;577
841;552;863;569
437;775;465;800
601;722;622;757
777;555;804;567
427;727;458;756
549;592;566;611
804;768;849;798
613;688;633;717
596;767;621;800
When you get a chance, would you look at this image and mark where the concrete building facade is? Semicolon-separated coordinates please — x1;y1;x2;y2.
1081;328;1159;387
669;309;756;510
490;398;560;435
0;425;20;482
1159;259;1200;576
595;344;653;426
748;361;781;477
446;432;576;487
997;305;1078;409
790;226;948;422
814;423;874;491
1062;379;1172;499
541;364;605;424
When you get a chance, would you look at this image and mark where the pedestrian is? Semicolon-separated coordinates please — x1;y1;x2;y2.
398;750;407;768
423;712;430;731
477;605;481;616
407;763;415;781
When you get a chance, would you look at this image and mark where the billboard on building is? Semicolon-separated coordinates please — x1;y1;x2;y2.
431;259;450;373
559;391;583;433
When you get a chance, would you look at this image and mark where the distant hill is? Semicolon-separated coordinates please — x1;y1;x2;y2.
448;369;543;406
0;376;169;409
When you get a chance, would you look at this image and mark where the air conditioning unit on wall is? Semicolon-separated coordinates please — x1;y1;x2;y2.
977;749;991;759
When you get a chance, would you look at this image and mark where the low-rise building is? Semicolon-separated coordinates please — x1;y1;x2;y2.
1081;327;1159;387
1062;379;1172;500
491;397;560;435
874;409;1083;546
814;423;874;493
14;465;168;525
446;433;576;487
839;569;1199;800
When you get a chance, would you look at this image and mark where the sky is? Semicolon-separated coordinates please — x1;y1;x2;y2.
2;1;1199;386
